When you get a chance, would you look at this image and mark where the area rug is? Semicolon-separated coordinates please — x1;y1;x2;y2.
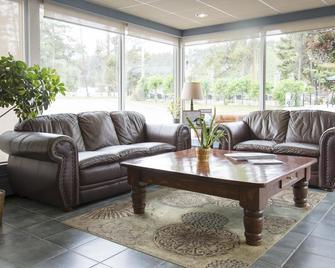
64;187;326;268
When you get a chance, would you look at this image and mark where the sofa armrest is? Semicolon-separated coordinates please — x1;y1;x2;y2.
218;121;251;150
320;127;335;190
0;131;75;161
0;131;80;210
145;123;191;151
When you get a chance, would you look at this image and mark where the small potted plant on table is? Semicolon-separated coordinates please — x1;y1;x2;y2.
168;98;181;123
186;108;226;162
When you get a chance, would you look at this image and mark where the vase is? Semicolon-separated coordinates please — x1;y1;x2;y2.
0;189;5;225
173;118;180;124
196;148;211;162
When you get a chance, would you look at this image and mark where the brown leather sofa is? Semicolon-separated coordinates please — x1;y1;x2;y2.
0;111;191;210
220;110;335;190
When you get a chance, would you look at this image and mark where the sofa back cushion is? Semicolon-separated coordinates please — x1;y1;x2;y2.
15;113;86;151
78;111;120;151
287;110;335;144
243;110;290;142
110;111;146;144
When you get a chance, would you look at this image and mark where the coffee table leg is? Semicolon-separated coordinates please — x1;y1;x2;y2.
243;209;264;246
293;178;308;208
128;169;146;214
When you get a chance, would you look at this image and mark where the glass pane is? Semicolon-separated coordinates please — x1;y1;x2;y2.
185;38;260;116
0;0;23;58
125;36;175;123
0;0;23;162
266;29;335;111
41;18;120;113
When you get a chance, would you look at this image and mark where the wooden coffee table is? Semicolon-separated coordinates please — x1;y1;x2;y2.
121;149;317;246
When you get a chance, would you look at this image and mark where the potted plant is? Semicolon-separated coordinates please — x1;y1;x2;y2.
186;108;226;162
0;54;66;122
168;98;181;123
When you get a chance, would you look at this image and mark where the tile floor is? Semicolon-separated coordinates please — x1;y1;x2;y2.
1;189;335;268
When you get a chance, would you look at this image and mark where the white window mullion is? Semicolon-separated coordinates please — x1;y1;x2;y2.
25;0;40;66
259;31;266;111
119;33;126;111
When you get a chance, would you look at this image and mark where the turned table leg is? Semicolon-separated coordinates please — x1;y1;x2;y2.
293;178;308;208
243;209;264;246
128;169;146;214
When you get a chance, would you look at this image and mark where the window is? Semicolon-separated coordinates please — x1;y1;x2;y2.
0;0;24;58
0;0;24;162
184;38;261;116
266;29;335;111
40;18;120;113
125;36;176;123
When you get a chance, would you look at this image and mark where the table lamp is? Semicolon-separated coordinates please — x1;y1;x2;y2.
181;82;204;111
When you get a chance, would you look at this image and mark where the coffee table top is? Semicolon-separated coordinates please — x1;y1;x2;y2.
121;148;317;186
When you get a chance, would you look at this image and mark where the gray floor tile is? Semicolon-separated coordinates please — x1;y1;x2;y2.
311;222;335;241
291;220;316;235
33;251;98;268
22;220;70;238
91;264;111;268
275;231;306;249
284;250;335;268
46;228;97;249
0;258;18;268
324;192;335;202
103;249;164;268
0;224;15;235
323;210;335;225
156;261;183;268
11;199;69;218
0;231;66;267
3;208;50;229
302;202;331;224
250;259;280;268
258;245;293;266
298;235;335;260
73;238;126;262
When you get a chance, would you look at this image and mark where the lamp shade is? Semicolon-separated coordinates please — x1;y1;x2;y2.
181;82;204;100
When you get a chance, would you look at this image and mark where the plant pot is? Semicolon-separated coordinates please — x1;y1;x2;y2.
0;189;5;225
173;118;180;124
196;148;211;162
196;161;210;175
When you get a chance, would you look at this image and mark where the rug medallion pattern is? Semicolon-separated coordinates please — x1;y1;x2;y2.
64;187;326;267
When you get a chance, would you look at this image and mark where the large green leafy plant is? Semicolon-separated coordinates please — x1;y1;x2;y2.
0;54;65;121
186;109;226;149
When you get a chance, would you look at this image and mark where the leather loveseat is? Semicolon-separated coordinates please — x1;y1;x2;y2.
220;110;335;190
0;111;191;210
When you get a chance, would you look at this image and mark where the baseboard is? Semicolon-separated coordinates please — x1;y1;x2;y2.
0;163;13;196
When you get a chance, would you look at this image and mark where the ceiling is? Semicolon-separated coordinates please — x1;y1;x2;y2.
87;0;335;30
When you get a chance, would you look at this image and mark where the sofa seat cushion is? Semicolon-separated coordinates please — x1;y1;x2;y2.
273;142;319;157
233;140;277;153
79;142;176;169
80;163;127;186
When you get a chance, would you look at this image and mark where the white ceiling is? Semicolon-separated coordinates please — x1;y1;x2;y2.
88;0;335;30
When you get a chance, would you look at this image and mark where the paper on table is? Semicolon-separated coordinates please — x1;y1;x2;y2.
225;152;276;160
248;159;283;165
